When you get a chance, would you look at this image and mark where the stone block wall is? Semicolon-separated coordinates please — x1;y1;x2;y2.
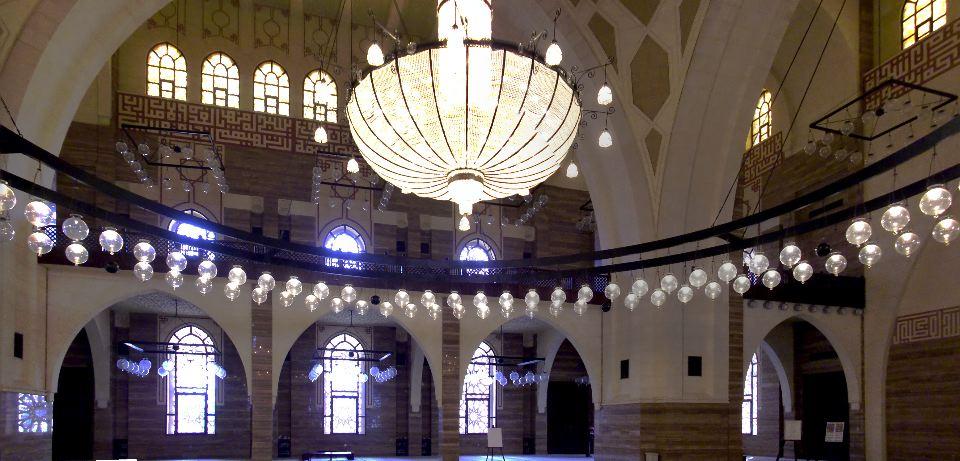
0;392;53;461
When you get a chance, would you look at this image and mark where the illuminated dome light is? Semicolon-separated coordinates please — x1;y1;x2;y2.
881;203;910;233
27;230;53;256
792;261;813;283
779;243;802;268
313;282;330;300
603;283;621;300
0;180;16;212
133;240;156;263
313;126;328;144
660;273;678;294
545;41;562;66
704;281;723;300
649;289;666;308
165;270;184;290
65;242;89;265
366;42;385;67
598;129;613;148
858;243;882;268
251;286;268;305
631;278;649;297
597;83;613;106
166;251;188;272
98;227;124;254
458;215;471;231
824;253;847;276
761;269;781;290
258;272;276;291
894;231;921;257
346;0;581;218
133;261;154;282
346;157;360;174
677;285;694;304
717;261;738;283
919;185;952;217
565;161;579;179
688;268;708;288
932;216;960;245
228;265;247;286
286;276;303;296
63;215;89;241
379;301;394;317
23;200;54;227
732;275;751;295
844;219;872;246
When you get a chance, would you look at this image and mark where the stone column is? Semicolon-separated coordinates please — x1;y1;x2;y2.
439;309;460;461
251;297;273;460
848;406;865;461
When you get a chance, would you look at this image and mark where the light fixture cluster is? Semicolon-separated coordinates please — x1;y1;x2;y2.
307;362;398;384
466;369;548;388
116;358;152;378
513;194;549;227
116;139;229;194
116;142;155;188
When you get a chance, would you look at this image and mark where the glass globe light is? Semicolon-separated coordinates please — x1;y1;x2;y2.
476;299;490;319
688;268;708;288
166;251;187;272
660;273;679;294
677;285;694;304
650;289;666;307
573;299;588;315
597;83;613;106
197;259;218;279
565;162;579;178
329;297;345;313
62;215;90;241
524;289;540;309
524;302;537;319
779;244;802;268
286;276;303;296
499;291;514;309
356;300;370;315
577;284;594;301
313;126;328;144
919;185;952;217
420;290;436;307
792;261;813;283
545;41;563;66
27;230;53;256
0;219;15;242
446;291;462;308
313;281;330;300
427;303;441;320
623;293;640;310
196;276;213;295
858;243;883;267
395;289;410;307
280;290;295;307
604;282;621;300
0;180;16;212
227;265;247;286
251;286;268;305
804;140;817;155
133;240;156;262
97;228;124;254
761;269;781;290
749;253;770;274
704;281;723;300
65;242;89;265
631;278;649;297
23;200;53;227
844;219;873;246
258;272;276;291
549;303;562;317
458;215;470;231
347;157;360;174
825;253;847;276
717;261;738;282
133;261;154;282
375;300;392;317
598;129;613;148
732;275;751;295
932;216;960;245
166;270;184;289
548;286;565;307
366;42;385;66
894;231;921;257
157;367;169;378
881;204;910;233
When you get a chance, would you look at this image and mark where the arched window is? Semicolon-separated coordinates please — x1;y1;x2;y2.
202;52;239;108
304;69;338;122
749;90;772;148
459;238;496;276
168;209;216;258
147;43;187;100
323;225;365;270
460;341;497;434
322;333;366;434
166;325;217;434
742;352;759;435
902;0;947;49
253;61;290;115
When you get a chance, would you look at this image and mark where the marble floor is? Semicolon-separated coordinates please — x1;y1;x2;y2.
138;456;593;461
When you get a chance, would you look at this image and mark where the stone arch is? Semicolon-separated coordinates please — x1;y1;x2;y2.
45;267;253;397
759;340;793;414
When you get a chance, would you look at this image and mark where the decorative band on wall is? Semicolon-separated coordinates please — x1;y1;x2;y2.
741;132;783;193
892;306;960;345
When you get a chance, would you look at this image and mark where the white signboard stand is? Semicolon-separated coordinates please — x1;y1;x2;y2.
486;427;505;461
778;420;802;461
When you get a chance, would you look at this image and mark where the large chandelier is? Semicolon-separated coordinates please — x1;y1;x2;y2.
346;0;583;226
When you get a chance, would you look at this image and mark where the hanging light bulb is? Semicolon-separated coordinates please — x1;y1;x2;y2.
133;261;154;282
550;286;566;307
193;259;216;280
97;228;124;254
458;215;471;231
792;261;813;283
565;161;579;178
688;268;708;288
779;244;802;268
23;200;53;227
420;289;436;308
165;270;184;289
824;253;847;276
499;291;515;317
545;41;563;66
166;251;188;272
252;286;268;305
894;231;921;257
65;242;89;265
0;180;16;212
357;300;371;316
631;278;649;297
597;83;613;106
379;301;394;317
133;240;156;263
330;297;345;313
341;284;358;303
623;293;640;310
844;219;872;246
474;291;490;319
62;214;89;241
603;282;621;300
227;265;247;286
761;269;781;290
524;288;540;310
427;302;441;320
573;299;589;315
395;289;410;307
404;302;417;318
932;216;960;244
704;281;723;300
313;282;330;300
717;261;738;282
224;281;240;301
649;289;666;307
26;229;53;256
258;272;276;291
196;276;214;295
919;185;952;217
749;253;770;274
858;243;883;267
366;42;385;66
577;284;594;301
286;276;303;296
660;273;679;294
677;285;694;303
732;275;751;295
0;218;15;242
881;203;911;233
347;157;360;174
598;129;613;148
314;126;328;144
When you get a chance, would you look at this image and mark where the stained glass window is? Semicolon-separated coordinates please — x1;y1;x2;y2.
202;52;239;108
147;43;187;100
742;352;759;435
749;90;772;148
165;325;217;434
253;61;290;115
168;209;216;258
323;225;365;270
902;0;947;48
459;238;496;276
323;333;366;434
460;342;497;434
304;69;338;122
17;393;51;433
